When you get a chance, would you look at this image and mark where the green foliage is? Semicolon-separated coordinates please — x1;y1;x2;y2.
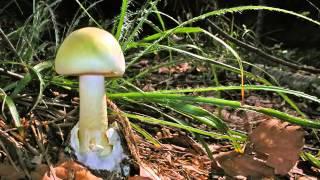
302;152;320;168
0;90;22;129
109;92;320;128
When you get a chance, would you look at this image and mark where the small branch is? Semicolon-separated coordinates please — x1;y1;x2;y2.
208;20;320;74
0;67;24;79
107;98;142;165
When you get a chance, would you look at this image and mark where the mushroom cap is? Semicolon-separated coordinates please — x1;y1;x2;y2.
55;27;125;77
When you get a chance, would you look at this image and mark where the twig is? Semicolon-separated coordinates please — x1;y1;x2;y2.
0;130;31;178
208;20;320;74
0;129;22;148
41;107;78;125
0;67;24;79
31;122;57;179
106;98;142;165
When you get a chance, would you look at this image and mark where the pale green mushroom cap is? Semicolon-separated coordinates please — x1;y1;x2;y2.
55;27;125;77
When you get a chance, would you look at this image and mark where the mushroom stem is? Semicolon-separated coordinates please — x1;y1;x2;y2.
78;75;112;155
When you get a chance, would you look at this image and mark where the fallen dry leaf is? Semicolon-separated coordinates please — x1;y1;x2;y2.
128;176;153;180
42;161;102;180
249;119;304;175
214;119;304;177
215;151;274;177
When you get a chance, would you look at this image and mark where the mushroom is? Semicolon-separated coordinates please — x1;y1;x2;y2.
55;27;126;171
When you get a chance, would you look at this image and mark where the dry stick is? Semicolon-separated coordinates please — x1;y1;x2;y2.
107;100;161;179
0;118;31;178
207;20;320;74
106;98;142;165
30;123;57;179
0;68;24;79
0;133;31;178
0;119;39;160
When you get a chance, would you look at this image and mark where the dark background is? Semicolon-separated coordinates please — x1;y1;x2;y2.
1;0;320;48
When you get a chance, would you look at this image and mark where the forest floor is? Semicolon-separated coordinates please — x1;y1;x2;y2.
0;56;320;180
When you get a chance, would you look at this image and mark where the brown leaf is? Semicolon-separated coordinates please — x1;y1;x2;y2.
42;161;102;180
215;151;274;177
249;119;304;175
214;119;304;177
129;176;153;180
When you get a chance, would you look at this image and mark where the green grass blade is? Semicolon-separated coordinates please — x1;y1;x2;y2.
150;3;166;31
142;27;203;41
158;85;320;104
121;0;161;51
115;0;129;40
11;72;32;97
27;66;45;113
110;92;320;128
128;39;305;116
166;102;228;132
50;76;78;90
303;152;320;168
124;113;243;141
74;0;102;28
33;60;53;72
0;90;22;129
131;122;161;147
165;102;246;150
126;5;320;69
